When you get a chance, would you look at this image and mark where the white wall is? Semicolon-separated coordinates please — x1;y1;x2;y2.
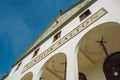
6;0;120;80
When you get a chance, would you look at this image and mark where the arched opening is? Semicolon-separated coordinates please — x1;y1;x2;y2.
39;53;67;80
76;22;120;80
21;72;33;80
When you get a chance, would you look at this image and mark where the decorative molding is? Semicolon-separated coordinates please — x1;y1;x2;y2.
22;8;108;73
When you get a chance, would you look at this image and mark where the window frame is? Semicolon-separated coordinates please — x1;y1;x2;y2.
32;48;40;58
79;9;91;21
53;31;61;42
15;62;22;71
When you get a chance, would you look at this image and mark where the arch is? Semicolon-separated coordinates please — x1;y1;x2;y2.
39;53;67;80
21;72;33;80
76;22;120;80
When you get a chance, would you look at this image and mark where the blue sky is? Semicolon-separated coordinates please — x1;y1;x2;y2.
0;0;79;78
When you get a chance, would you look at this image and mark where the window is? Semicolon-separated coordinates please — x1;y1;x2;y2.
15;62;21;71
53;31;61;42
79;9;91;21
32;48;40;58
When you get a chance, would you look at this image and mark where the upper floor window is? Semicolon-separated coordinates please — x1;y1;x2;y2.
15;62;22;71
32;48;40;58
53;31;61;42
79;9;91;21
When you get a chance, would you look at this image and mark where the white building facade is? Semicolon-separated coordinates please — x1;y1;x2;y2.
4;0;120;80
